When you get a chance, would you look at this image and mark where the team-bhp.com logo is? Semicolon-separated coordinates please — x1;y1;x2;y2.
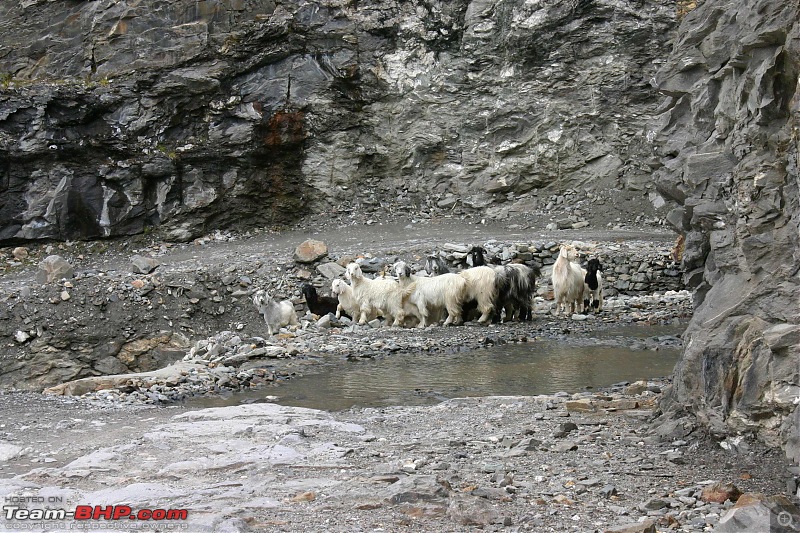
5;506;188;521
3;498;189;530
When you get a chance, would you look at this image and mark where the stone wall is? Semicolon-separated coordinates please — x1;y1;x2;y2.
651;0;800;458
0;0;676;243
428;240;684;296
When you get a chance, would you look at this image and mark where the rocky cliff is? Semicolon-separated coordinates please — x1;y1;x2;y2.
652;0;800;458
0;0;676;243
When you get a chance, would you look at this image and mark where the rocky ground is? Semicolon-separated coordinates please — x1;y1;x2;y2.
1;209;798;532
0;382;796;533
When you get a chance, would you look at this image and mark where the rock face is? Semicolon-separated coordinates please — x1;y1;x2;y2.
0;0;676;243
652;1;800;457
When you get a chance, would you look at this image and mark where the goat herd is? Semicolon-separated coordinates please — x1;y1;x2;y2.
253;244;604;335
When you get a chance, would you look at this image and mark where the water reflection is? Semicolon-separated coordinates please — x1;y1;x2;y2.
288;342;681;411
191;334;682;411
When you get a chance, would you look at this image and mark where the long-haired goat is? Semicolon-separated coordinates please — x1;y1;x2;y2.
301;283;339;317
552;245;585;316
345;262;410;326
494;263;540;322
424;255;451;276
253;289;299;336
458;266;497;323
467;245;502;267
583;258;604;314
394;261;466;328
331;279;365;321
467;246;488;267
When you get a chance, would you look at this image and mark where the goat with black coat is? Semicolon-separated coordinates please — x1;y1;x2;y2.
466;246;538;322
466;246;501;267
583;258;604;313
301;283;340;317
494;263;541;322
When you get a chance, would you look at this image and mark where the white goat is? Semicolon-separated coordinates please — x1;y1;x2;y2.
345;262;410;326
393;261;466;328
252;289;299;336
458;266;497;323
583;258;604;313
552;244;585;316
331;278;373;321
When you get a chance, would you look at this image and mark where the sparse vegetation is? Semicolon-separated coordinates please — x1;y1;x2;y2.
156;144;178;160
0;72;12;89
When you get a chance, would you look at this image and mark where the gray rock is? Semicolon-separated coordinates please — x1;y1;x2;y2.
641;497;669;511
381;475;449;505
36;255;74;284
316;314;333;329
514;437;542;451
93;356;129;375
0;0;669;246
601;484;618;499
665;451;685;465
716;494;800;533
447;494;502;527
0;441;23;461
553;440;578;453
603;520;656;533
358;258;385;274
131;255;160;274
763;324;800;352
553;422;578;438
317;262;346;279
442;243;469;254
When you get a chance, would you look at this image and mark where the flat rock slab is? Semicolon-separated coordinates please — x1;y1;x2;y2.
317;262;346;279
604;520;656;533
566;398;640;412
1;403;365;532
43;361;209;396
0;394;790;532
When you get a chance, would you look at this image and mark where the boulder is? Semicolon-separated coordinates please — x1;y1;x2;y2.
12;247;28;260
131;255;160;274
35;255;74;284
701;482;742;504
716;493;800;533
293;240;328;264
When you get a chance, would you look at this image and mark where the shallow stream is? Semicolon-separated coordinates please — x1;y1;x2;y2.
189;324;684;411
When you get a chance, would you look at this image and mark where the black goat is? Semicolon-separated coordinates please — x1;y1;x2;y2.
467;245;501;267
301;283;339;317
493;263;541;322
583;258;604;313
